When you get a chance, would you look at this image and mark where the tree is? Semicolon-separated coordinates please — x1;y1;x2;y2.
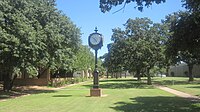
99;0;166;13
101;44;113;78
101;42;125;79
0;0;81;91
164;11;199;81
73;45;95;71
124;18;166;84
182;0;200;63
182;0;200;12
110;42;125;78
104;18;167;84
99;0;200;13
0;0;44;91
97;58;106;78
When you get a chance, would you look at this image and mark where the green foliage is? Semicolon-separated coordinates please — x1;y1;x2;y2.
97;58;106;77
73;45;95;71
0;0;81;72
164;0;200;64
182;0;200;12
150;66;166;76
0;0;81;91
51;77;88;87
165;11;199;64
99;0;166;13
99;0;199;13
102;17;168;84
164;7;200;81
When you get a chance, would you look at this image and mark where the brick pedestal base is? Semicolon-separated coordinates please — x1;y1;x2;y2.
90;88;102;97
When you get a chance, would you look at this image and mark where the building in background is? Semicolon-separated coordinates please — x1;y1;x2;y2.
169;63;200;77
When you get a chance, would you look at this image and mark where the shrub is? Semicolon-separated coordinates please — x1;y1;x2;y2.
50;77;88;87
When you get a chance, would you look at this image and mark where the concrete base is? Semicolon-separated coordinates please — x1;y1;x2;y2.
90;88;102;97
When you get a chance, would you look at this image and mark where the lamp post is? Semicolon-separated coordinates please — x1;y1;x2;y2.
88;27;103;96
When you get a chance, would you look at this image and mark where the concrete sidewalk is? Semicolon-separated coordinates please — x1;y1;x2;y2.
155;85;200;101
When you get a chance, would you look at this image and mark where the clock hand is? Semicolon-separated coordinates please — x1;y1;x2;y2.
93;38;97;42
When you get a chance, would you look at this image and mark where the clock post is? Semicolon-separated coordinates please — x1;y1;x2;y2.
88;27;103;97
93;49;99;88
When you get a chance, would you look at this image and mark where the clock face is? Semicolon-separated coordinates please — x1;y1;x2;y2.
89;33;101;45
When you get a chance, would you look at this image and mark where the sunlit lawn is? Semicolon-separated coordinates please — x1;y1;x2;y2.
0;78;200;112
153;77;200;97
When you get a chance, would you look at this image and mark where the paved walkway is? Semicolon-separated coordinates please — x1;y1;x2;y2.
155;85;200;101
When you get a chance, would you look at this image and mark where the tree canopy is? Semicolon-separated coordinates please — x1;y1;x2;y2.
164;6;200;81
0;0;81;91
73;45;95;71
102;17;168;84
99;0;166;13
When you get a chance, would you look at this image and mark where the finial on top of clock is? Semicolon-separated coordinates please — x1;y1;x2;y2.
94;27;98;33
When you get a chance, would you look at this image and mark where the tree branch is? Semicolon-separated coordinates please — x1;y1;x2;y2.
112;2;127;14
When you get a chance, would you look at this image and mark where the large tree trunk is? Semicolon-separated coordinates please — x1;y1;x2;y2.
111;72;114;78
136;69;141;81
125;72;126;78
9;74;17;90
3;72;17;92
115;73;118;79
106;70;109;78
188;64;194;82
3;73;10;92
147;68;152;85
166;66;169;76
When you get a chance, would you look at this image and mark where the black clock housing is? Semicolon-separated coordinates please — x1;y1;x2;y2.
88;33;103;50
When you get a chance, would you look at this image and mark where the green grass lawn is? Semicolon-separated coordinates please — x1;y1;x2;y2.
152;77;200;97
0;78;200;112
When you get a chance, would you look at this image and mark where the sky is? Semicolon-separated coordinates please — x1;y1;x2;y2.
56;0;185;57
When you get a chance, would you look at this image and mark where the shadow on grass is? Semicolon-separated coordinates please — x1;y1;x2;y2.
186;86;200;89
0;89;57;100
111;96;200;112
153;80;190;85
83;79;154;89
20;89;57;94
100;79;138;82
152;78;200;86
99;82;154;89
52;95;72;97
